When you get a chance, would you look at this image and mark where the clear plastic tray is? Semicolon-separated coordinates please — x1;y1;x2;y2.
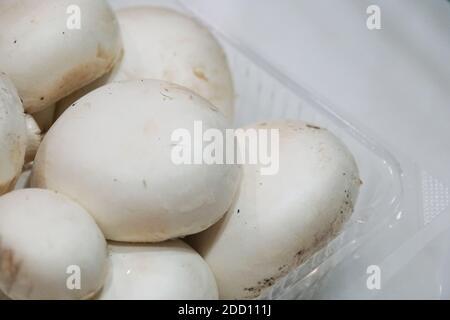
220;31;403;300
108;0;405;299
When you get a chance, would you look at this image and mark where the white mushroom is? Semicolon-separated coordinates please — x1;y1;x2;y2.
31;79;241;242
188;120;361;299
0;189;108;300
0;0;122;114
56;6;234;120
0;73;40;195
97;240;218;300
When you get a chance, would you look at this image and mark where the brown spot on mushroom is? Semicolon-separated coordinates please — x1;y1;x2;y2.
295;249;305;260
306;124;321;130
0;245;22;293
0;181;14;195
244;276;279;298
26;55;116;113
160;91;173;101
207;103;219;112
193;68;208;82
278;265;287;271
96;44;109;60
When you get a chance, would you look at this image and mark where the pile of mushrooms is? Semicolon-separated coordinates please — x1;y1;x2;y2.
0;1;361;300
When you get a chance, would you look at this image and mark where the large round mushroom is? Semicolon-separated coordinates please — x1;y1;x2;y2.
0;0;122;113
188;120;361;299
32;79;240;242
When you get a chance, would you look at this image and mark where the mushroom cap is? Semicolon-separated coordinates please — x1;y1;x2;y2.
97;240;218;300
112;6;234;119
31;79;241;242
0;0;122;113
188;120;361;299
56;6;234;120
0;189;107;300
0;73;27;195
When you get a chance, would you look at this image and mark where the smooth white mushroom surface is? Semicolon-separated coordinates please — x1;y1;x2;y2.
56;6;234;120
0;0;122;113
0;73;40;195
31;79;241;242
188;120;361;299
0;189;108;300
97;240;218;300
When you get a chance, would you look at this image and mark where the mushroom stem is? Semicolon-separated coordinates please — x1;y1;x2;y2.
24;114;42;163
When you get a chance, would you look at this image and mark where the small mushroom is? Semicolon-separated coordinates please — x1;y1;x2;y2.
0;189;108;300
97;240;218;300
